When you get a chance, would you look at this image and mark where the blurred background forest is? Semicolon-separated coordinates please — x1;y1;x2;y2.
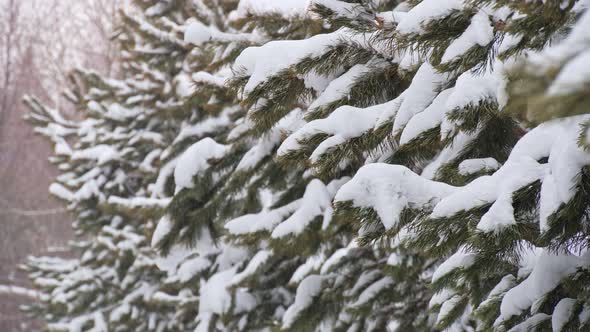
0;0;122;330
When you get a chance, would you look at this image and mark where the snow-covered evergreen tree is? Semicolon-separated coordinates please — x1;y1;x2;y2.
329;1;590;331
151;1;334;330
26;0;590;331
23;1;205;330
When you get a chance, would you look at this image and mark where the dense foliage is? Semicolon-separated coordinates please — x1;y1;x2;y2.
25;0;590;331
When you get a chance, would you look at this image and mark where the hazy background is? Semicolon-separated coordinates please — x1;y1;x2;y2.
0;0;122;330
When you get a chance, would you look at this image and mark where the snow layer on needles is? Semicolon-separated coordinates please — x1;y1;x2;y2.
234;29;349;94
49;183;74;201
234;0;311;18
400;88;453;145
174;137;229;192
428;116;590;231
429;289;456;309
436;295;463;326
541;117;590;229
192;71;227;87
343;115;590;235
231;250;272;285
236;108;305;171
227;177;348;238
308;64;370;111
152;215;218;274
72;145;119;165
279;99;396;160
108;196;171;209
530;10;590;72
432;247;476;283
511;115;590;231
335;164;456;230
478;275;515;309
173;115;232;144
177;256;211;282
441;10;494;63
473;158;545;232
499;251;590;320
448;68;503;110
225;201;301;235
199;267;256;315
184;21;263;46
174;72;195;98
548;49;590;96
290;253;326;285
458;158;501;176
552;298;577;332
319;248;350;275
352;277;393;308
441;67;504;137
271;179;338;238
396;0;463;35
505;314;549;332
282;275;328;329
429;159;540;232
311;0;362;18
393;62;449;134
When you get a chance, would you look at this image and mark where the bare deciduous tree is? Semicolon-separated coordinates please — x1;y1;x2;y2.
0;0;22;132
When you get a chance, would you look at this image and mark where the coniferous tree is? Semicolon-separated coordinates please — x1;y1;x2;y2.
26;0;590;331
329;1;590;331
152;1;331;330
23;1;205;330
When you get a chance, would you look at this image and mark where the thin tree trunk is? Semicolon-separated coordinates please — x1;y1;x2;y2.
0;0;20;138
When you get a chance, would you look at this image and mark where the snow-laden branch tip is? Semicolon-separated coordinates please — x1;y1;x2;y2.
0;284;39;298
